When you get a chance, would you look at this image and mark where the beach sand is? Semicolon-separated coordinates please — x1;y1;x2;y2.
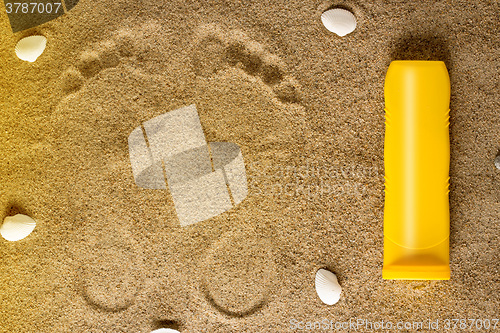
0;0;498;332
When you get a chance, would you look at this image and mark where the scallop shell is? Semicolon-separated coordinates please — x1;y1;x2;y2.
495;154;500;170
0;214;36;242
321;8;357;37
315;268;342;305
15;36;47;62
150;329;180;333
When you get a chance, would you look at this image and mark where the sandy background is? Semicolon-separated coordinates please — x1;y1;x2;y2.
0;0;498;332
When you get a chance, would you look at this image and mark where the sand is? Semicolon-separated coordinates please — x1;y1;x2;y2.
0;0;498;332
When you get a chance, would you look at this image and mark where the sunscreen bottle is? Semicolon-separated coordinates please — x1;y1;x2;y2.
383;61;450;280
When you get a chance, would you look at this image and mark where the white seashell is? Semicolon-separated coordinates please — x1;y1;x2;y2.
495;154;500;170
315;268;342;305
150;329;180;333
15;36;47;62
321;8;357;37
0;214;36;242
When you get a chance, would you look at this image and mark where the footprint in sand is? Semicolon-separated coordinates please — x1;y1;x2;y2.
52;20;304;323
191;25;300;318
54;21;185;315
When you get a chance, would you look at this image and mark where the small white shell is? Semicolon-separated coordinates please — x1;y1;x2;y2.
495;154;500;170
150;329;180;333
15;36;47;62
0;214;36;242
315;268;342;305
321;8;357;37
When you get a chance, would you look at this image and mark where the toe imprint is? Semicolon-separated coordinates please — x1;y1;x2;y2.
59;25;138;94
192;24;301;104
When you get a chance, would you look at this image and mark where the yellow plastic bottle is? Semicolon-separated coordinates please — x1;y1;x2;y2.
383;61;451;280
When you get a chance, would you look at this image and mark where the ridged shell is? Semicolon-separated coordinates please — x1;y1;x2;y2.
321;8;357;37
15;35;47;62
150;329;180;333
0;214;36;242
315;268;342;305
495;154;500;170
